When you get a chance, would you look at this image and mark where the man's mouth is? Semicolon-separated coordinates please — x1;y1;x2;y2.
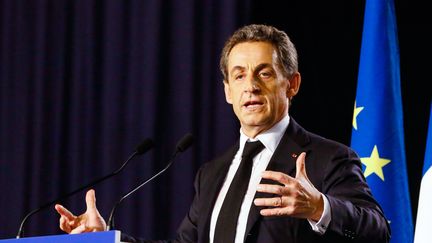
243;100;264;110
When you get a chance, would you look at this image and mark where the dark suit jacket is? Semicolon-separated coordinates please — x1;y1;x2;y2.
127;118;390;243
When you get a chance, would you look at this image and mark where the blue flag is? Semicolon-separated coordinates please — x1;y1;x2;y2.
350;0;413;242
414;103;432;243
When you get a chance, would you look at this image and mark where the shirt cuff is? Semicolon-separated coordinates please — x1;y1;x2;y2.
307;193;331;235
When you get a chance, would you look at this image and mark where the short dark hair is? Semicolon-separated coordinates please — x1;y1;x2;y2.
220;24;298;82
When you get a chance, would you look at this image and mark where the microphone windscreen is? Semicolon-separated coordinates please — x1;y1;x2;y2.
176;133;194;152
135;138;155;155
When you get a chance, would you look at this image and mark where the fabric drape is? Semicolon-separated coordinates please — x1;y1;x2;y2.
0;0;249;239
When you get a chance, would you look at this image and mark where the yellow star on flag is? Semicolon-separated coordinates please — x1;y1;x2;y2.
361;145;391;181
352;101;364;130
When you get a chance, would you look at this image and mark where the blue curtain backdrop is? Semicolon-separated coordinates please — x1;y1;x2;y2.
350;0;413;242
0;0;249;239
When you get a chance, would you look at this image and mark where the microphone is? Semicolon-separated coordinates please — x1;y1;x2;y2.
106;133;194;231
16;138;154;238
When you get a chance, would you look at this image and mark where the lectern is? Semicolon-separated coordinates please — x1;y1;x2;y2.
0;231;125;243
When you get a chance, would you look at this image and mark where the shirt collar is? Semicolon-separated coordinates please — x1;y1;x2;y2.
239;114;290;154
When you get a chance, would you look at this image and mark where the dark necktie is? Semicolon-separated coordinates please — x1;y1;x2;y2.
214;140;265;243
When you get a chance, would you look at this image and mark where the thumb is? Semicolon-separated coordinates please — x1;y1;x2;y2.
85;189;97;212
295;152;308;179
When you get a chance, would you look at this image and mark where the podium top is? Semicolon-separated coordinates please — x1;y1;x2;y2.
0;231;124;243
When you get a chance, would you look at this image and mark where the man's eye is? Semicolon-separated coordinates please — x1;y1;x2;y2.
235;74;244;80
259;72;271;79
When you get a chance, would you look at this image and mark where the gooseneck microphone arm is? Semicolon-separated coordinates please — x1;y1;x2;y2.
16;138;154;239
106;133;194;231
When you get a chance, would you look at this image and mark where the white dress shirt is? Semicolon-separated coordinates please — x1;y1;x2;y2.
209;114;331;242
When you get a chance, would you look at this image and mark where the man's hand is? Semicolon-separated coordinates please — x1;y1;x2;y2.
254;152;324;221
55;189;107;234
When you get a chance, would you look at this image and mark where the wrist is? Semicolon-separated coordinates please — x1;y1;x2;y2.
310;194;324;221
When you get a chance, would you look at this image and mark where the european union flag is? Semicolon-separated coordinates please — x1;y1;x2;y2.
350;0;413;242
414;103;432;243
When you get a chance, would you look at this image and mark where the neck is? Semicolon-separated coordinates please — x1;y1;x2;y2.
241;114;288;139
242;126;266;139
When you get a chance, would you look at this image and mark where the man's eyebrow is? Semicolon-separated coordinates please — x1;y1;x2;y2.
230;66;245;75
252;63;274;76
230;63;273;75
255;63;273;71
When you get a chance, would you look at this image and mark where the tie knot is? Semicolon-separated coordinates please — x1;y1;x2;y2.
242;140;265;159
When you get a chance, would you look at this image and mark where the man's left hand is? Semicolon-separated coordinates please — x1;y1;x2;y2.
254;152;324;221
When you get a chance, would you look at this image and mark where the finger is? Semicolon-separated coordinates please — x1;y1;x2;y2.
59;216;71;233
260;204;310;217
261;171;296;185
55;204;76;221
255;194;309;207
85;189;97;212
295;152;307;179
256;183;291;195
70;224;87;234
260;207;286;216
254;196;283;207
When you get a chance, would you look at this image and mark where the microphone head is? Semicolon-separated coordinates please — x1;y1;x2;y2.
176;133;194;152
135;138;155;155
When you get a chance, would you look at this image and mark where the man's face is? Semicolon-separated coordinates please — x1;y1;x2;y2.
224;41;298;137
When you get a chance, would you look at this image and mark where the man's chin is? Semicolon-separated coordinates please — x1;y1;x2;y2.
240;118;271;129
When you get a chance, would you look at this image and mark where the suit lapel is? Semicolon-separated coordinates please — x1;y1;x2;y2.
197;142;239;243
244;118;311;239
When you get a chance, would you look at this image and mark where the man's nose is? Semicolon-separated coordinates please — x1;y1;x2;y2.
244;74;260;93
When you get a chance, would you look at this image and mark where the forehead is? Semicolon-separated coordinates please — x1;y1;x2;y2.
227;42;276;70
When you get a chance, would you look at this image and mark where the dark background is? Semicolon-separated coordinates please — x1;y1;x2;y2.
0;0;430;240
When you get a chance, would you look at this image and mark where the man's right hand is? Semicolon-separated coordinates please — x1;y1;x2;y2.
55;189;107;234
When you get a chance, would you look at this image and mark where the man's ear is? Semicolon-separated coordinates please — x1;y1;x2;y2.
286;72;301;98
223;80;233;104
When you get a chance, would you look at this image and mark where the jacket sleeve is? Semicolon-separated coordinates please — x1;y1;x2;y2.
320;146;391;243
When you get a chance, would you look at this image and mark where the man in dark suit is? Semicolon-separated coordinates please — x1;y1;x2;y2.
55;24;390;242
